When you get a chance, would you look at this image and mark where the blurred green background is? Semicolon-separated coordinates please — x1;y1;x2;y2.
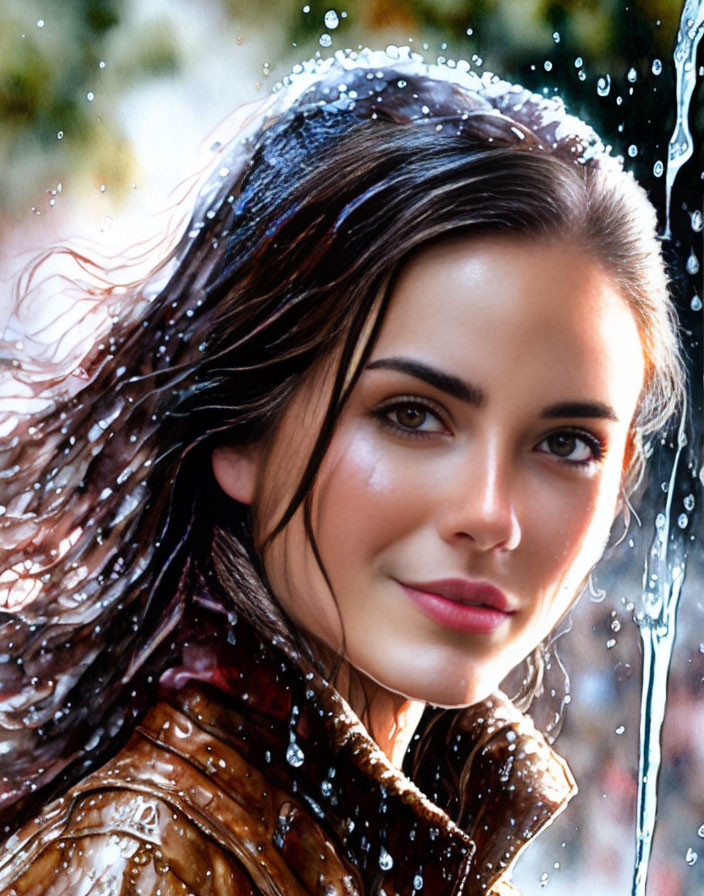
0;0;699;216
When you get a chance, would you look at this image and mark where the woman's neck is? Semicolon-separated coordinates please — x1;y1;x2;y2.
332;661;426;769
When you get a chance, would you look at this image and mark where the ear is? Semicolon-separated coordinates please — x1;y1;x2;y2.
211;443;263;505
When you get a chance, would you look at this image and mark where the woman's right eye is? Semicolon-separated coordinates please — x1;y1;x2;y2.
373;399;448;437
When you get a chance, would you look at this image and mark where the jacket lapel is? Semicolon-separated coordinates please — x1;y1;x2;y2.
160;609;575;894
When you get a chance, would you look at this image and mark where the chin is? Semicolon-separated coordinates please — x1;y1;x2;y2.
360;660;500;709
416;680;498;709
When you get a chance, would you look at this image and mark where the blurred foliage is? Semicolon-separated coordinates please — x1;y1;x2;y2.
0;0;181;209
0;0;701;221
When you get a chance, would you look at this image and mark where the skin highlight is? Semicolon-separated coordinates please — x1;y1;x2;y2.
212;234;646;765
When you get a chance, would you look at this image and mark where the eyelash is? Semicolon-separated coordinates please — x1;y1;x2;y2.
536;429;607;469
373;398;607;466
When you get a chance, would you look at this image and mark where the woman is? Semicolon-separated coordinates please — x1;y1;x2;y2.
0;49;685;895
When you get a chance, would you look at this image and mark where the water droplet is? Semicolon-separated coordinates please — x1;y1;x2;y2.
319;33;332;47
413;874;424;889
99;60;106;69
611;619;621;632
653;160;664;177
615;725;626;735
677;513;688;529
684;494;695;511
628;144;638;157
302;4;310;11
540;872;549;886
286;742;304;767
324;10;339;29
578;70;587;81
553;31;560;43
606;638;616;649
37;19;45;28
690;209;702;231
378;847;393;870
596;75;611;96
691;295;702;311
465;27;474;36
544;61;553;72
686;250;700;274
686;848;698;865
652;58;662;75
627;66;638;82
574;57;583;68
86;91;95;102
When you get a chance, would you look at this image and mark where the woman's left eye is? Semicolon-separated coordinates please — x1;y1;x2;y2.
536;431;604;465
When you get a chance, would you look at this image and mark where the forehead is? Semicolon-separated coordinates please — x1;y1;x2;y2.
372;235;645;413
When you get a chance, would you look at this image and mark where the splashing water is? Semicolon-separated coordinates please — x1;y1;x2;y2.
632;413;689;896
631;3;703;891
664;0;704;236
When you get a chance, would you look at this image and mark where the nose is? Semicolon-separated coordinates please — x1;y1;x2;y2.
438;439;522;552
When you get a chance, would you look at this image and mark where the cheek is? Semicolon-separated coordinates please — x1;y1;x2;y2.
313;430;429;562
263;431;428;652
533;475;620;605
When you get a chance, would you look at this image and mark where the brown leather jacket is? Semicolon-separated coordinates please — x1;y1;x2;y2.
0;614;575;895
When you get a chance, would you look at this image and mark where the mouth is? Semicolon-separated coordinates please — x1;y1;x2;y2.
395;577;515;635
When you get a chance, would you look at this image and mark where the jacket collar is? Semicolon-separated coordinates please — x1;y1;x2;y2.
160;605;575;895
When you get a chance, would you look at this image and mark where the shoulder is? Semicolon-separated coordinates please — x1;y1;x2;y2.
0;699;308;896
0;787;260;895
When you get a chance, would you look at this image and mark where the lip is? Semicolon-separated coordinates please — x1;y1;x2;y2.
396;577;515;635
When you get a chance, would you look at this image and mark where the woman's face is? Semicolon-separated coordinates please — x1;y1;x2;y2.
213;235;645;707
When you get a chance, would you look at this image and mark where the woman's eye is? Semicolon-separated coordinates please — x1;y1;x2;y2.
537;431;603;465
395;406;430;429
376;401;446;435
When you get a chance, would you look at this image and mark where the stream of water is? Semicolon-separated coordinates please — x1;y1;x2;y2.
665;0;704;237
632;1;703;892
631;413;689;895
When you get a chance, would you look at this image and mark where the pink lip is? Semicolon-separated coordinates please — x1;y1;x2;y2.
396;577;514;635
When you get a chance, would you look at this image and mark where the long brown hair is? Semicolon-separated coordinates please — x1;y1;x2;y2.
0;54;684;831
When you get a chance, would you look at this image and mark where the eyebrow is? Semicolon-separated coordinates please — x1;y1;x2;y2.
541;401;620;422
365;357;485;406
366;356;620;422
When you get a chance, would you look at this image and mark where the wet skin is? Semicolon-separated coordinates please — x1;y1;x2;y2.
213;235;645;732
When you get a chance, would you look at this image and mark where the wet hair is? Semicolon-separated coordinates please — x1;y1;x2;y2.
0;51;685;829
